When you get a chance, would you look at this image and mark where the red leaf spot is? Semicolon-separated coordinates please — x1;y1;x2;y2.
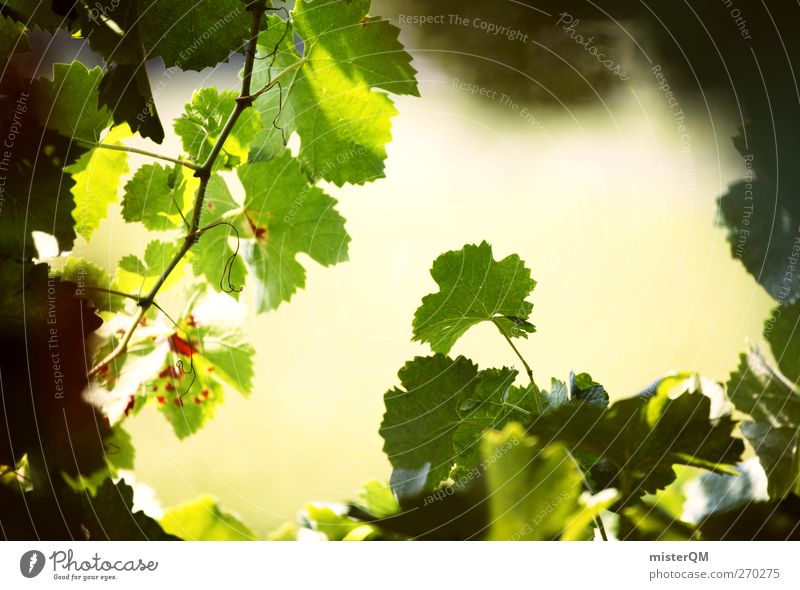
169;334;197;357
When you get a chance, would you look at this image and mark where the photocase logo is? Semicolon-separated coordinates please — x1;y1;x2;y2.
20;550;46;578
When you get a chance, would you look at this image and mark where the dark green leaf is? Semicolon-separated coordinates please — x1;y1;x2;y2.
532;381;744;499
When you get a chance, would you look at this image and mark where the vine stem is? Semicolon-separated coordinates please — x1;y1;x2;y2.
88;0;270;379
74;139;202;171
493;321;609;541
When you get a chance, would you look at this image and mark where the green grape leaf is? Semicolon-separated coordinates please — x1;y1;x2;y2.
174;87;262;169
122;163;187;231
303;503;377;541
76;1;141;64
293;0;419;97
160;496;257;540
0;478;178;540
62;426;135;495
380;354;544;494
190;175;246;297
76;4;163;142
137;0;250;71
66;124;131;240
0;13;29;56
698;495;800;540
253;1;419;185
98;64;165;143
31;62;111;143
248;14;299;162
532;382;744;499
0;263;112;477
193;323;255;395
618;502;697;541
152;355;225;439
765;301;800;383
726;349;800;497
727;350;800;427
0;69;87;258
2;0;65;30
570;370;610;407
57;257;124;312
116;239;183;295
718;180;800;304
147;314;254;438
76;0;250;72
81;479;178;540
413;242;536;354
355;481;399;519
451;369;531;481
483;424;585;541
74;0;251;142
237;150;350;311
542;378;570;412
380;355;481;492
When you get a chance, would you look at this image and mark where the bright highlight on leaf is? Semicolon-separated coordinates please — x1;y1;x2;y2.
252;0;420;185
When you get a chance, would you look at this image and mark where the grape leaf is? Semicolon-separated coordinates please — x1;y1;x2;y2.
62;426;135;495
137;0;250;71
117;239;183;295
0;13;29;56
252;0;419;185
248;14;299;162
237;149;349;311
727;350;800;427
152;356;226;439
0;479;178;540
380;355;482;493
483;424;585;540
67;124;130;240
57;257;124;312
98;64;165;144
412;242;536;354
147;315;254;438
31;62;111;143
0;68;87;258
451;369;532;480
73;1;251;142
122;163;187;231
380;354;544;494
190;175;246;297
718;180;800;304
570;370;610;407
531;382;744;499
1;0;65;30
726;349;800;497
618;502;696;541
765;301;800;383
160;496;257;540
0;262;112;477
80;479;179;540
174;87;262;169
76;4;164;142
698;494;800;540
293;0;419;97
